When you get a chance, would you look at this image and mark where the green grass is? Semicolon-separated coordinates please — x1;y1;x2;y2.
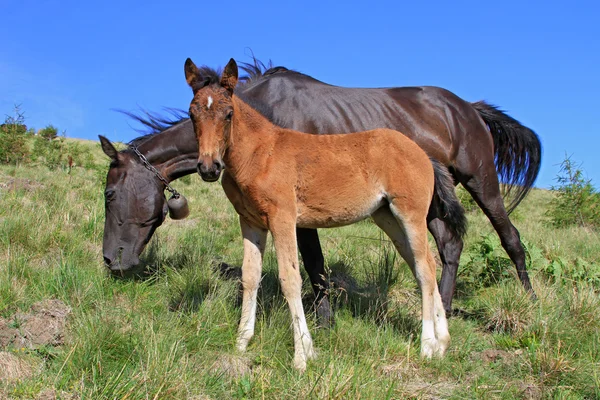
1;159;600;399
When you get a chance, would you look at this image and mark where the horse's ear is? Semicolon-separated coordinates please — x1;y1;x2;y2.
220;58;238;95
184;58;202;93
99;135;119;162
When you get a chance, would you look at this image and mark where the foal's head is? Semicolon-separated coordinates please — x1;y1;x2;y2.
184;58;239;182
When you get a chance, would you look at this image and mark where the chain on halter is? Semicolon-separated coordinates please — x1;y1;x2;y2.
131;146;181;198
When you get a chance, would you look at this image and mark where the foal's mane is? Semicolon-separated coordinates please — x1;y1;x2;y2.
123;57;290;149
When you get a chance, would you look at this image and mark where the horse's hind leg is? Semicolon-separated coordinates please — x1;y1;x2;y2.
297;228;333;327
237;217;268;352
461;171;534;296
270;214;316;372
372;206;450;357
427;211;463;317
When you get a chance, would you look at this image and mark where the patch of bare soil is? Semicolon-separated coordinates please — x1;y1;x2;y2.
0;319;19;348
516;382;542;400
0;299;71;349
0;351;37;382
380;358;458;399
472;348;523;365
476;349;516;364
209;354;252;379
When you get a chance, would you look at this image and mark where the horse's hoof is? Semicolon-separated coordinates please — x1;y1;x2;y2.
293;357;307;373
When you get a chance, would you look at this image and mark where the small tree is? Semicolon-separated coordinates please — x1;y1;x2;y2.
0;105;29;164
38;124;59;141
547;156;600;229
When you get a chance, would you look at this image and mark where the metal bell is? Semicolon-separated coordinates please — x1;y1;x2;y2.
167;193;190;220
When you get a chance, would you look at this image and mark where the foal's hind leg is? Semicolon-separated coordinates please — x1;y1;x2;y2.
372;207;450;357
236;217;268;352
461;172;535;296
270;214;316;371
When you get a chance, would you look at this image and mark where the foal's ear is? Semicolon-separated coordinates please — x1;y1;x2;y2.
99;135;119;162
220;58;238;95
184;58;203;93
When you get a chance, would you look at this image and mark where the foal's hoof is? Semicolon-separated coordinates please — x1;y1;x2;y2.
293;357;307;373
236;339;249;353
293;346;317;372
420;340;439;359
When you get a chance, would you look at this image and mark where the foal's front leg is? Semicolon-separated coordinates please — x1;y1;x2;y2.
270;215;316;372
236;217;267;352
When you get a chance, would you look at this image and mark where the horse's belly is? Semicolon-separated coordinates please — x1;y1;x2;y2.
296;195;386;229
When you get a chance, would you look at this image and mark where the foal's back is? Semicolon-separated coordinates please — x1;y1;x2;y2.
267;127;435;228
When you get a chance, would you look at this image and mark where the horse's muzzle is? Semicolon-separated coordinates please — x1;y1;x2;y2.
104;247;141;275
197;160;223;182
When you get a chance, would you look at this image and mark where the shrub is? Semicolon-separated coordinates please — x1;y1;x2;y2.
458;234;514;293
38;125;59;141
546;156;600;229
32;135;65;169
0;105;29;164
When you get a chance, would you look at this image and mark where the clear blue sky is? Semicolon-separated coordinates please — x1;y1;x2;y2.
1;0;598;188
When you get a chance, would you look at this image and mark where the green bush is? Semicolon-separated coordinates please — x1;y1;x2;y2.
547;156;600;229
459;234;514;293
32;135;65;169
38;124;59;141
0;105;29;164
32;136;96;171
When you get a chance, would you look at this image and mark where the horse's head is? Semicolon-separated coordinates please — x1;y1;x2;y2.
184;58;238;182
99;135;168;276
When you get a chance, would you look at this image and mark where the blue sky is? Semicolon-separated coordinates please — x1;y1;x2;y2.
1;0;598;188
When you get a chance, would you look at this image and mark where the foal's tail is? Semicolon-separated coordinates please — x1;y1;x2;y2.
431;159;468;239
471;101;542;214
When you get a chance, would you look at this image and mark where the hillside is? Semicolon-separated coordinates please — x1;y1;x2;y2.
0;146;599;399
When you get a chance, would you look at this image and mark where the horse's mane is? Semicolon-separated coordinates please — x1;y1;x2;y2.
123;57;290;148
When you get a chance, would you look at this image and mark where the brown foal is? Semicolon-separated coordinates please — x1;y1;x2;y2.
185;58;452;371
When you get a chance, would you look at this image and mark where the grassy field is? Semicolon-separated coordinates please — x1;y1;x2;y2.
1;142;599;399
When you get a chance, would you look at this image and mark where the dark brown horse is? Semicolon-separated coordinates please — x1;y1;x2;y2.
101;59;541;319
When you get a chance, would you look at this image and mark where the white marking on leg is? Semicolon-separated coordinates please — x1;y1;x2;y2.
207;96;213;109
237;290;258;351
421;319;438;358
289;296;315;371
433;288;450;355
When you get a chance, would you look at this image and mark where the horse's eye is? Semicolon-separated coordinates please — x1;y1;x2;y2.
225;110;233;121
105;190;116;202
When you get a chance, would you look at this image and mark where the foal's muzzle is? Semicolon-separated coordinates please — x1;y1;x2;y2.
197;159;223;182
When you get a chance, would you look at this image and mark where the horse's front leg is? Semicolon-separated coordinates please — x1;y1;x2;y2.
236;216;268;352
270;213;316;372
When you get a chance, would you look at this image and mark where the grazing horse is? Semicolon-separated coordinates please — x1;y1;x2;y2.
185;58;466;371
101;58;540;320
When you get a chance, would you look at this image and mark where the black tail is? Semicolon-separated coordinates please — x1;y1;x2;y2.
431;159;467;239
472;101;542;214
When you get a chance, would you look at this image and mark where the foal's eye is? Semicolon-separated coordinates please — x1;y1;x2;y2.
225;110;233;121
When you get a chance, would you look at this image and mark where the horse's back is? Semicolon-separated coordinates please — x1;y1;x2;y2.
245;74;475;164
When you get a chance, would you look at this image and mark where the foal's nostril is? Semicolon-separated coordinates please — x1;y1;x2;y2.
103;256;112;266
214;160;223;171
